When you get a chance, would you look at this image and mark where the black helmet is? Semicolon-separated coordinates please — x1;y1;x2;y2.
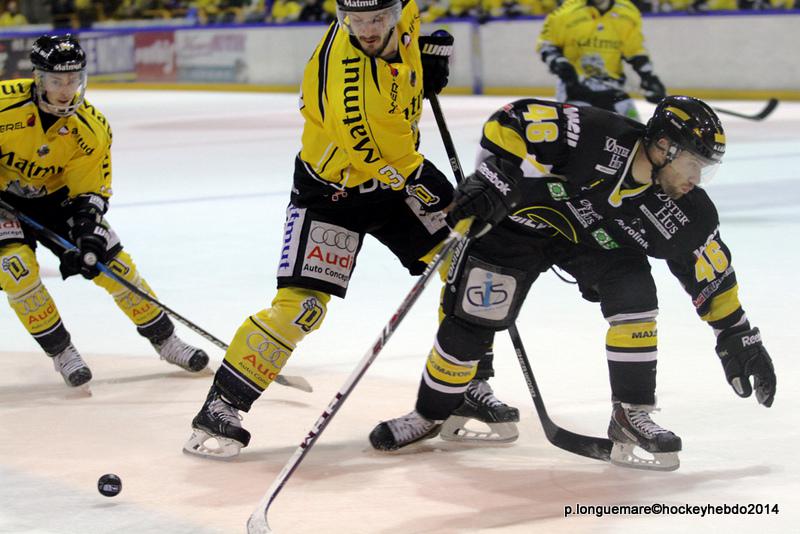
30;34;88;117
336;0;400;12
30;34;86;73
645;95;725;164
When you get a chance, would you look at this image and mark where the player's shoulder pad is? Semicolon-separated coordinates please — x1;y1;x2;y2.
75;99;113;141
0;79;33;107
686;187;719;223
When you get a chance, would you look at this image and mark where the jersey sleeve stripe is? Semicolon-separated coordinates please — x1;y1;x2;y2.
317;24;338;121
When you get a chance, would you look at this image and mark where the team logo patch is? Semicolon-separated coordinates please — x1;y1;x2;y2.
293;297;325;332
37;145;50;157
461;266;516;321
591;228;620;249
301;221;358;289
1;255;30;282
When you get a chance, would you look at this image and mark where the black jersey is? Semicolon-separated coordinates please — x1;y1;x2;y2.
479;98;742;329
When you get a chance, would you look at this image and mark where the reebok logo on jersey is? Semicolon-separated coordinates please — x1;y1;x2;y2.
477;162;510;195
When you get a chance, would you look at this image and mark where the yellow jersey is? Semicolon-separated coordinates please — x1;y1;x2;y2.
298;0;426;190
537;0;648;81
0;79;112;201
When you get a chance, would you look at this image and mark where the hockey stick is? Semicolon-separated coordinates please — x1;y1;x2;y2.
0;198;310;392
712;98;778;121
429;93;611;462
246;223;470;534
509;325;612;461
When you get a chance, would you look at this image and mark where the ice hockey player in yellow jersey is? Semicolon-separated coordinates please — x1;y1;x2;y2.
184;0;519;459
0;35;209;389
537;0;666;120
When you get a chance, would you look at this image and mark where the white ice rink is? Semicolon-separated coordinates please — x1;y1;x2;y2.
1;91;798;534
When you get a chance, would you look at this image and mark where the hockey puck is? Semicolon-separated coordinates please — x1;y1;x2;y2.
97;473;122;497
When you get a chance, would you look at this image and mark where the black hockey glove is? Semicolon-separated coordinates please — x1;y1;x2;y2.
60;193;110;280
405;159;454;213
639;72;666;104
549;56;579;87
419;30;453;99
446;156;521;235
715;326;776;407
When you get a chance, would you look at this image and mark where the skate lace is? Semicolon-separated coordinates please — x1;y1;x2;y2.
468;380;505;408
627;406;668;437
155;334;196;366
387;411;435;442
209;398;243;427
53;345;86;376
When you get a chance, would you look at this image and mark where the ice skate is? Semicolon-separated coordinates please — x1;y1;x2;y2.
440;379;519;443
152;333;209;372
51;343;92;388
184;388;251;459
369;411;441;452
608;401;682;471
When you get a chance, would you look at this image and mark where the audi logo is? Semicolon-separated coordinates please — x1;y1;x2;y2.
246;332;290;369
309;225;358;252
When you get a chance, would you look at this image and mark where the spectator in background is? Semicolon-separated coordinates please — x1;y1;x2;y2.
51;0;78;28
0;1;28;26
268;0;302;22
0;1;27;25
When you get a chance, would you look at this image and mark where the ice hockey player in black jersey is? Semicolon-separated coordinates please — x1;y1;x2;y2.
369;95;776;471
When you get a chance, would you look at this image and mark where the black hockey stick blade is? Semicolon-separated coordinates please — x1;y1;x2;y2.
713;98;778;121
509;325;613;462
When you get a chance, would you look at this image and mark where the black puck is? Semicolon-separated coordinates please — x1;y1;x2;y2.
97;473;122;497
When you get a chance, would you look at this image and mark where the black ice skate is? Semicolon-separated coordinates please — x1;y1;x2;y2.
608;401;682;471
369;411;442;452
440;379;519;443
152;333;209;372
50;343;92;387
183;388;251;459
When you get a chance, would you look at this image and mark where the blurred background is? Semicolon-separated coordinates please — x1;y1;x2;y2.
0;1;797;101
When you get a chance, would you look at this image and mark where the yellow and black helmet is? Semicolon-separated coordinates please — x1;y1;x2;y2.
645;95;726;164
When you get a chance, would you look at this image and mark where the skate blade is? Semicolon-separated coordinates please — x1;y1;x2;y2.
65;384;92;398
610;442;680;472
182;429;243;460
440;416;518;444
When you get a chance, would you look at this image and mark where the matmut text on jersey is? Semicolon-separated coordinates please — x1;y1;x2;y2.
298;0;426;190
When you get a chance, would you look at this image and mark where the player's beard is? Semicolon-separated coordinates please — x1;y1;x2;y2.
357;28;395;58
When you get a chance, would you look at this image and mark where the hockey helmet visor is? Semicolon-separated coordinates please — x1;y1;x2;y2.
336;0;402;40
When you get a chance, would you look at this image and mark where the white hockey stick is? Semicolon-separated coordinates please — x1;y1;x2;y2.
246;223;469;534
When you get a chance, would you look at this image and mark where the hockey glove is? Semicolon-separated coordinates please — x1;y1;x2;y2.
446;156;521;236
405;159;454;213
419;30;453;99
640;73;666;104
60;193;111;280
550;56;579;87
715;326;776;407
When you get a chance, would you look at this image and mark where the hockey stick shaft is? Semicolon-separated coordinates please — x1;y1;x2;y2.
246;225;469;534
509;325;612;462
429;93;612;462
0;198;309;391
712;98;778;121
